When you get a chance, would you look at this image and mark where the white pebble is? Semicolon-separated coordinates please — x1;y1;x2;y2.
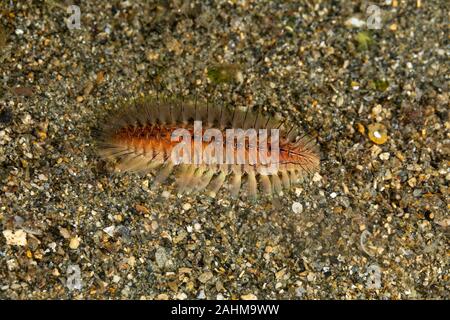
345;17;366;28
379;152;390;161
161;190;170;198
372;104;383;115
182;203;192;210
292;202;303;214
22;113;32;125
312;172;322;182
176;292;187;300
197;290;206;299
3;229;27;246
103;225;115;237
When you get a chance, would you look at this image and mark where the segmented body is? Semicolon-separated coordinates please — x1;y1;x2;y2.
96;97;319;199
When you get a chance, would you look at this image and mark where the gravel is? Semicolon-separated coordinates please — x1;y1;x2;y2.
0;0;448;299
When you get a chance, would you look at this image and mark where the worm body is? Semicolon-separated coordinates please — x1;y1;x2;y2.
96;97;319;199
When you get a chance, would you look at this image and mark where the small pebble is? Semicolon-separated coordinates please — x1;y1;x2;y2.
161;190;170;198
175;292;188;300
182;203;192;211
197;290;206;299
379;152;390;161
198;271;213;284
103;226;115;237
69;236;80;250
292;201;303;214
312;172;322;182
155;247;168;268
3;230;27;246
